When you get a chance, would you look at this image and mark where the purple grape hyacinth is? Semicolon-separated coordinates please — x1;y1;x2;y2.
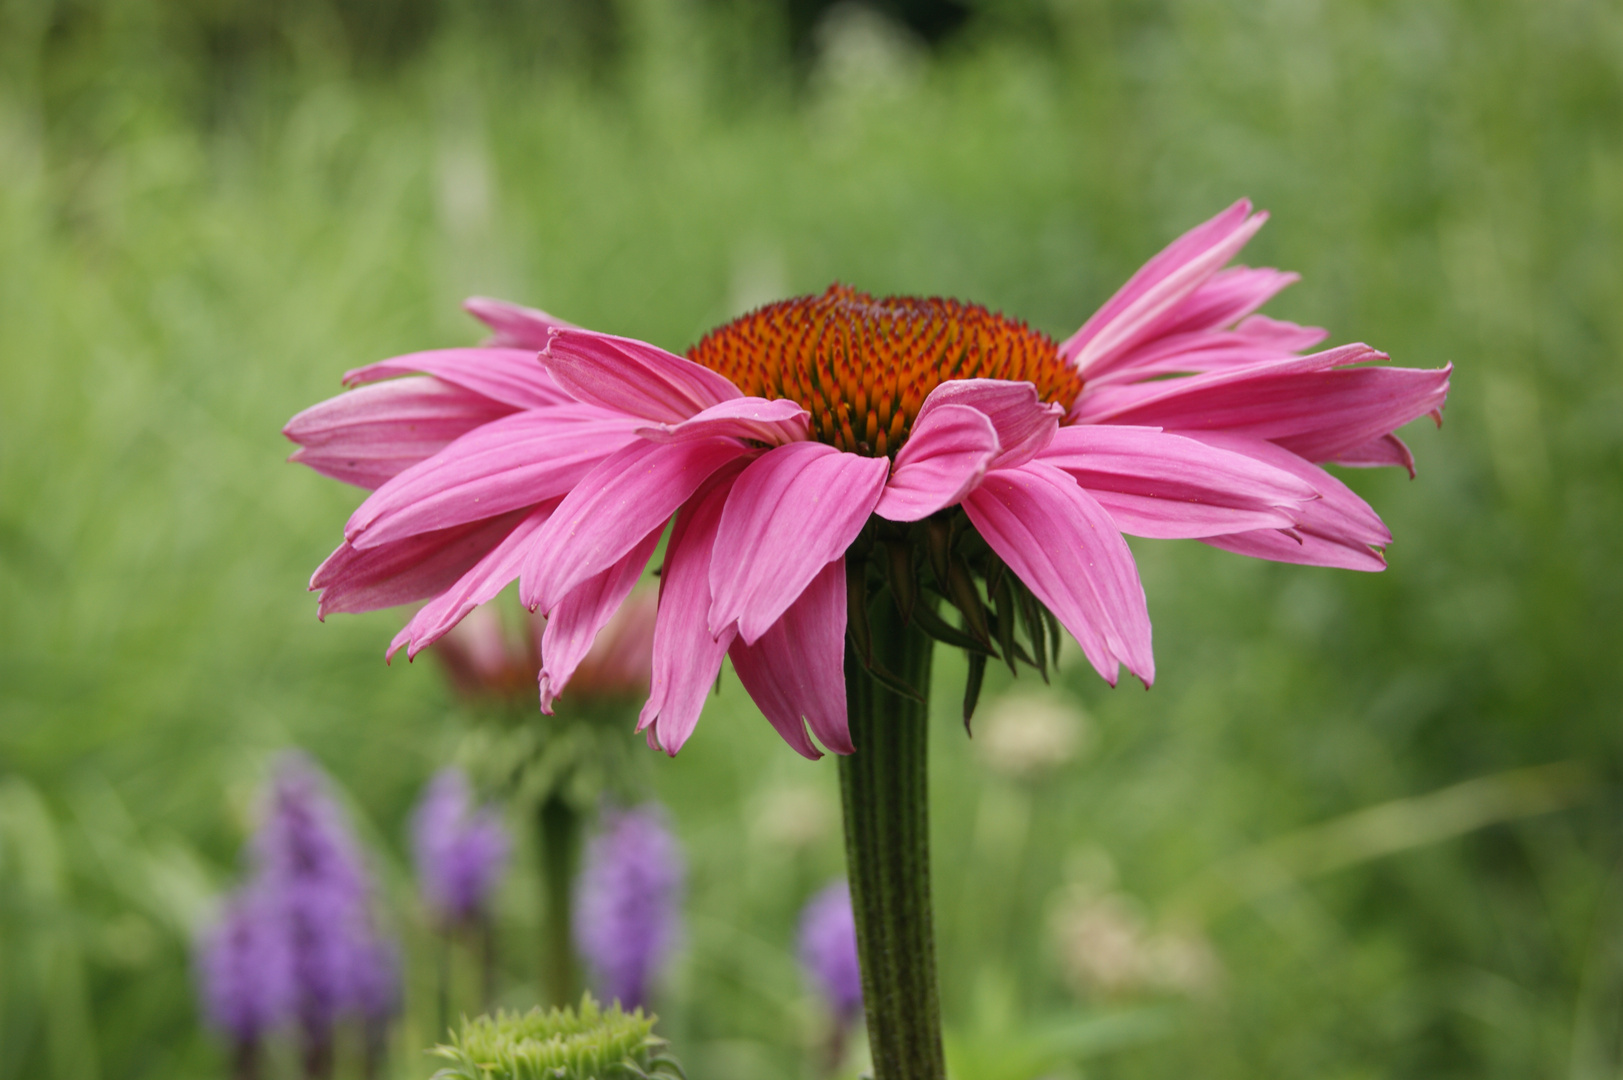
798;881;863;1022
411;767;510;927
574;804;684;1009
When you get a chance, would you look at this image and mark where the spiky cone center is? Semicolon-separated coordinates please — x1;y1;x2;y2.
687;284;1081;456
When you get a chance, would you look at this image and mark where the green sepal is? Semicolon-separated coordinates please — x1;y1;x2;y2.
910;597;1000;657
945;557;992;648
1042;606;1063;666
846;557;873;665
963;651;988;734
992;567;1019;677
886;540;917;624
1016;582;1049;683
925;516;953;588
857;652;930;703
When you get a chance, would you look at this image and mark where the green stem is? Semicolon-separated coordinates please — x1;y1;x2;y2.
537;795;581;1007
839;594;946;1080
437;930;451;1039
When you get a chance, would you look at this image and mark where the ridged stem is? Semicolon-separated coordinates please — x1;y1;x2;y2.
838;596;945;1080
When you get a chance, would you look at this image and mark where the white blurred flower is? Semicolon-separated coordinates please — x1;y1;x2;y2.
1051;888;1146;996
751;783;837;851
976;692;1087;779
811;2;924;100
1050;882;1221;999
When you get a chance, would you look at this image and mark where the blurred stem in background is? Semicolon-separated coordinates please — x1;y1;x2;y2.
840;594;945;1080
430;596;657;1009
538;794;582;1007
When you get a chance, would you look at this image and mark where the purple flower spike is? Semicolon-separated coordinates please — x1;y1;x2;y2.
411;767;511;926
575;804;684;1009
798;881;863;1021
198;887;292;1046
257;756;375;1041
194;754;401;1077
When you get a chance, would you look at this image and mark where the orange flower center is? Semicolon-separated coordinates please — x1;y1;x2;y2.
686;284;1081;456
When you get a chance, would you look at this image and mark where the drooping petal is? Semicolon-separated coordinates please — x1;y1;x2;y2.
874;404;998;522
708;442;889;644
537;529;663;711
522;436;752;615
285;377;517;490
312;510;532;618
1330;432;1417;477
544;328;742;423
1084;316;1330;389
963;463;1153;686
728;558;852;758
463;296;576;349
1073;346;1452;464
389;501;561;659
1202;526;1388;571
912;379;1063;469
1036;425;1317;539
1062;200;1266;376
638;463;749;756
345;407;642;549
343;348;572;411
635;397;810;447
1180;431;1393;569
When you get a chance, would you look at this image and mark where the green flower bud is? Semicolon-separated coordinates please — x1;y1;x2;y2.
430;995;685;1080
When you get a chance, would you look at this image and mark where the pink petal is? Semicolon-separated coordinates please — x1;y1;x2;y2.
728;558;852;759
962;463;1153;686
874;404;998;522
1037;425;1317;539
638;464;749;756
1180;431;1392;568
708;442;889;644
1152;266;1301;338
285;377;517;490
343;348;571;411
1203;528;1388;571
544;328;742;423
463;296;576;349
635;397;810;447
312;510;531;618
388;501;560;660
345;406;643;549
537;528;663;711
1085;316;1330;389
521;436;752;615
1062;200;1266;376
1331;433;1417;477
912;379;1063;469
1073;346;1452;464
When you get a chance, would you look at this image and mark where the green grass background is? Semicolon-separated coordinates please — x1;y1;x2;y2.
2;0;1621;1077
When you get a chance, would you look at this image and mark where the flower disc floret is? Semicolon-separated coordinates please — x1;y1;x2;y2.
685;284;1082;456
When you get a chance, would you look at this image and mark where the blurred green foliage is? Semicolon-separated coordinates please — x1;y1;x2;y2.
2;0;1622;1078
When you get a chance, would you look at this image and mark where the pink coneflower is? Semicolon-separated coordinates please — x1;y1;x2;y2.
286;200;1448;757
